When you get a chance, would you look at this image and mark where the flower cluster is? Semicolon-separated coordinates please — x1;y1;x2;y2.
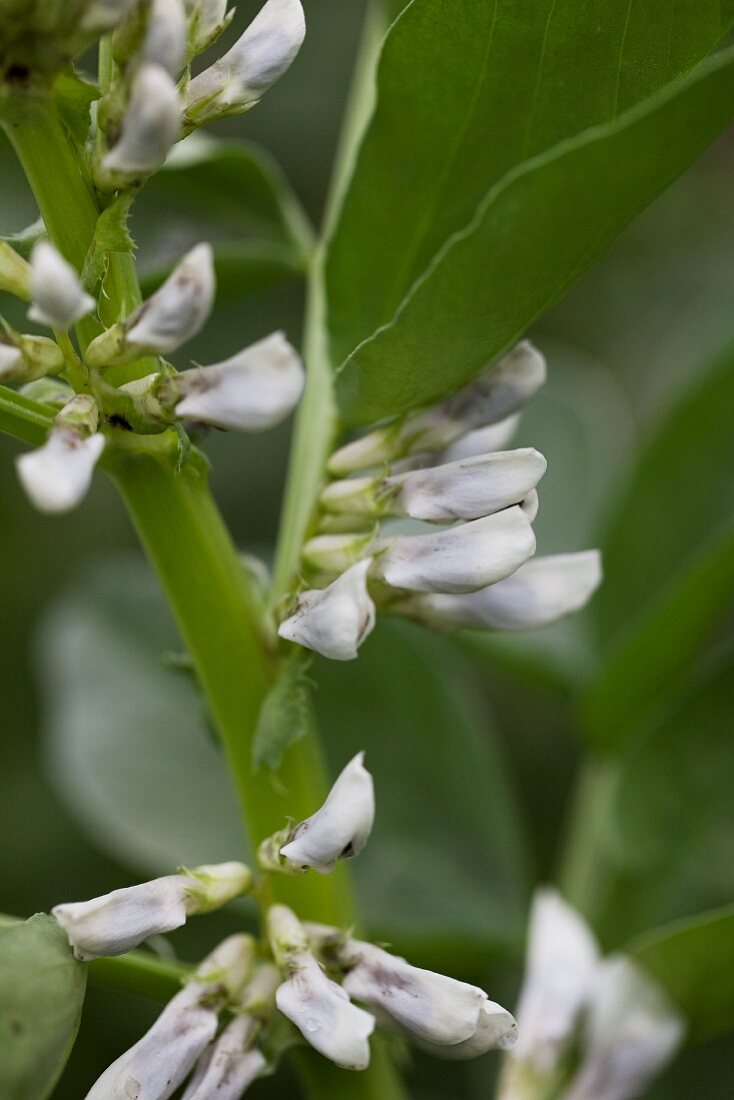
278;342;603;660
0;0;306;514
498;890;685;1100
54;754;519;1096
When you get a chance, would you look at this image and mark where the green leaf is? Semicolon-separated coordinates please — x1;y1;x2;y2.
327;0;733;382
0;914;86;1100
133;135;313;301
40;557;244;873
331;44;734;423
82;193;135;293
1;217;44;259
53;71;100;149
628;905;734;1044
252;654;312;772
313;621;531;963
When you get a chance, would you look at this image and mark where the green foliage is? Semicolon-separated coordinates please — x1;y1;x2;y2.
81;193;135;295
53;71;100;149
133;136;313;300
1;216;44;258
629;905;734;1044
333;46;734;423
0;914;86;1100
252;654;313;772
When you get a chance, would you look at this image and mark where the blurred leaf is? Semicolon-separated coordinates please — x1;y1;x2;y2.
133;135;313;301
629;905;734;1044
252;654;312;772
1;217;44;258
40;558;244;873
0;914;86;1100
313;621;531;962
328;0;733;405
589;646;734;943
332;46;734;423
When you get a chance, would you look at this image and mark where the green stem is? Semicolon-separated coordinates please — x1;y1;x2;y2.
0;383;53;444
558;756;620;935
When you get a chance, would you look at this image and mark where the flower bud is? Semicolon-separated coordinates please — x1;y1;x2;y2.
174;331;304;430
16;425;105;515
194;933;257;999
328;342;545;476
0;241;31;299
102;62;182;183
182;1016;267;1099
185;0;306;123
86;243;214;369
406;551;602;632
278;751;375;873
86;981;220;1100
27;241;95;331
341;940;517;1056
144;0;187;74
373;505;536;594
564;957;684;1100
322;448;546;524
185;0;233;57
0;332;65;383
52;861;252;961
268;905;375;1071
440;413;520;463
278;560;376;662
301;530;376;576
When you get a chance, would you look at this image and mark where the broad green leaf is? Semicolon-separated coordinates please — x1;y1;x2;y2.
252;654;312;771
313;621;530;962
40;557;244;873
133;135;313;300
586;647;734;946
333;47;734;424
629;905;734;1043
327;0;734;376
0;914;86;1100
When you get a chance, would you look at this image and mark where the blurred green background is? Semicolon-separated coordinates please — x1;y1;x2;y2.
1;1;733;1095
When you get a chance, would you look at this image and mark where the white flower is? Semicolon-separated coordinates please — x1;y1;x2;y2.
279;751;374;873
175;331;304;430
278;560;376;661
185;0;232;55
144;0;188;75
342;940;517;1056
411;551;602;632
82;0;136;32
104;63;181;177
0;342;22;380
509;889;600;1075
53;862;252;960
564;956;685;1100
374;505;536;594
186;0;306;120
182;1016;267;1099
439;414;520;463
276;952;375;1070
16;428;105;514
86;982;220;1100
27;242;94;331
323;448;546;523
328;342;545;475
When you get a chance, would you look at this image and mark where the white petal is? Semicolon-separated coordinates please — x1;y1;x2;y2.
278;560;376;662
182;1016;266;1099
104;63;181;176
276;954;375;1070
565;956;684;1100
86;984;219;1100
144;0;187;74
280;751;374;873
375;506;536;594
0;343;22;379
126;243;215;354
175;332;304;430
387;448;546;523
510;889;600;1073
83;0;137;32
28;242;94;331
439;414;521;462
415;999;519;1059
53;876;188;961
187;0;305;114
16;429;105;515
414;551;602;632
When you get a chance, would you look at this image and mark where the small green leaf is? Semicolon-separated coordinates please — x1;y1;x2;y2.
252;654;313;772
82;193;135;293
53;71;100;149
1;217;45;259
628;905;734;1043
0;914;86;1100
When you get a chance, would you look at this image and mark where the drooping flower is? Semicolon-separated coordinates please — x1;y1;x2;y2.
174;331;304;430
185;0;306;123
279;751;375;873
143;0;188;75
28;241;94;331
181;1016;267;1099
53;861;252;960
103;62;182;180
278;559;376;661
16;427;105;514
